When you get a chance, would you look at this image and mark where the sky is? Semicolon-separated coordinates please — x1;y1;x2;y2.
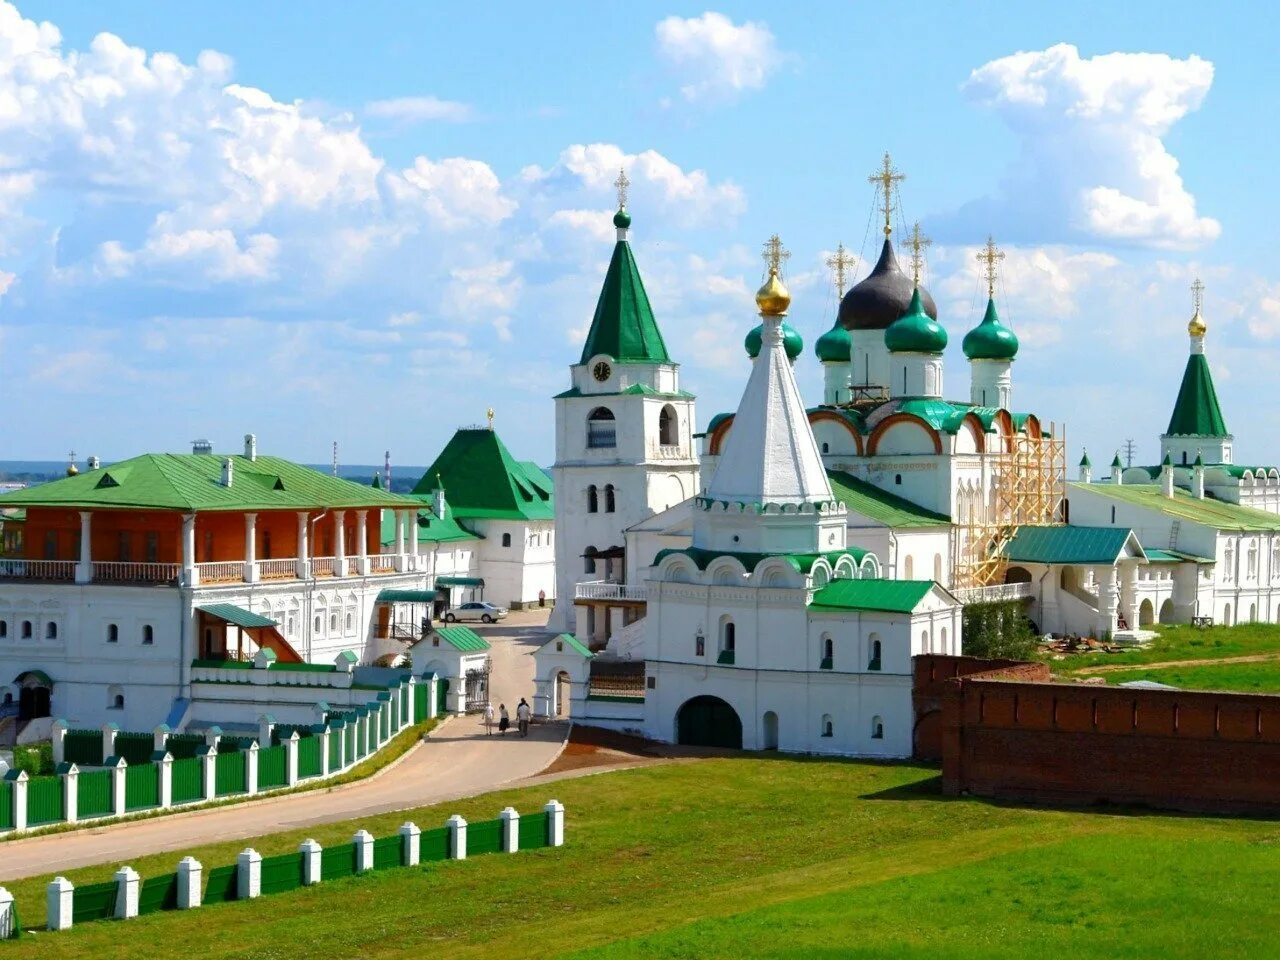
1;1;1278;471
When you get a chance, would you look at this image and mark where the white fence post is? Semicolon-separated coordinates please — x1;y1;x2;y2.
544;800;565;847
204;725;222;752
153;723;170;755
101;723;119;764
176;857;202;909
285;731;300;787
46;876;73;931
245;741;259;796
446;814;467;860
353;829;374;873
158;752;173;809
199;746;217;802
318;726;331;777
299;839;323;885
257;714;275;749
500;807;519;853
110;757;128;817
237;848;262;900
8;772;27;832
51;719;68;766
0;887;15;940
399;822;421;866
61;763;79;825
114;866;140;919
427;674;439;720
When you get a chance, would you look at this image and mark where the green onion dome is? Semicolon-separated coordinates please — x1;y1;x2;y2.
884;287;948;354
613;208;632;229
814;320;851;362
745;320;803;360
961;298;1019;361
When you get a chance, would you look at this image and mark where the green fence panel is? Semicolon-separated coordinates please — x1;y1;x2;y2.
125;763;159;812
297;736;322;779
328;727;342;770
260;852;304;895
71;880;117;925
367;715;376;754
77;769;113;819
26;776;63;826
401;688;410;725
345;724;356;764
372;834;402;870
137;873;179;915
166;734;205;760
381;706;390;740
257;746;287;790
215;750;246;796
171;757;203;804
437;678;449;714
64;730;103;767
468;818;503;856
115;732;155;766
0;780;13;831
420;827;449;862
518;812;549;850
203;864;238;905
320;843;356;881
414;683;427;723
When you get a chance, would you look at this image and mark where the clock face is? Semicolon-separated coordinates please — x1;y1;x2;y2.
592;361;612;383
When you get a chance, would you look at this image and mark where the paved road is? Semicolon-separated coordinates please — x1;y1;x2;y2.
0;609;564;882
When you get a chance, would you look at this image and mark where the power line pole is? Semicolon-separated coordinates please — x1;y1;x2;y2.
1122;438;1136;469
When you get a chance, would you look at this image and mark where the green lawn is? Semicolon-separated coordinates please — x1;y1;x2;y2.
1078;660;1280;694
5;757;1280;958
1050;622;1280;670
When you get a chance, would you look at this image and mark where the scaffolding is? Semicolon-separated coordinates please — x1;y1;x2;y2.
951;423;1066;591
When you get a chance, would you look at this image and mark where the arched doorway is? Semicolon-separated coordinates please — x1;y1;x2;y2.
1004;566;1032;585
676;696;742;749
1159;599;1175;624
437;677;450;714
555;670;571;717
1138;599;1154;627
761;711;779;750
14;672;52;722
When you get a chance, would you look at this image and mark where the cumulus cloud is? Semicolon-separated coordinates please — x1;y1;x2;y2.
364;95;472;124
948;44;1219;250
655;12;778;103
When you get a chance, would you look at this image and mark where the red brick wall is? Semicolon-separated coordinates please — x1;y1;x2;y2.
942;674;1280;814
912;655;1051;760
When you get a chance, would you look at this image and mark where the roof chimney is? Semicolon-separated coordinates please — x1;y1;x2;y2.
244;433;257;462
87;455;100;471
192;439;213;455
221;458;234;488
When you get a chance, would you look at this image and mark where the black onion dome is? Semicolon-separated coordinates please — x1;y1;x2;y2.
838;237;937;331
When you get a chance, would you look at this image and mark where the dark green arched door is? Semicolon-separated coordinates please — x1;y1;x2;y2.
676;696;742;748
437;678;450;714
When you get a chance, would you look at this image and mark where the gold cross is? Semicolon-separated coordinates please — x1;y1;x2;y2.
905;222;931;287
976;235;1005;299
868;152;905;237
1191;277;1205;314
614;168;630;210
486;407;495;430
762;234;790;277
825;243;856;297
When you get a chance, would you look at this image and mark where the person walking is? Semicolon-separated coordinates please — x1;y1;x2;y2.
538;589;546;608
483;701;495;736
498;704;510;735
516;698;531;738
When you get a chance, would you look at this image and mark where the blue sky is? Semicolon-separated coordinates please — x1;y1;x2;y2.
2;1;1278;471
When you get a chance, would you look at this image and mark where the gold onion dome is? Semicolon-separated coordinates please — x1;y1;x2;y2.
755;267;791;316
66;463;79;477
1188;310;1207;338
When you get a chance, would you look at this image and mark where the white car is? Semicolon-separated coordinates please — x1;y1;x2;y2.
443;601;507;624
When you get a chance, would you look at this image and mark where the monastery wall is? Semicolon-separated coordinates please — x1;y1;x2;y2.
911;654;1050;759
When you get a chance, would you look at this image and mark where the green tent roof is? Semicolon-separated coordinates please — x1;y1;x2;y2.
826;470;950;528
0;454;419;513
433;626;490;652
809;579;939;614
1003;525;1140;564
197;604;278;629
411;429;553;521
543;633;594;658
1165;353;1228;437
1069;482;1280;532
579;236;671;365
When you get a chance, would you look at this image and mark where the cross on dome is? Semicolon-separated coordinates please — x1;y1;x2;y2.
1192;277;1205;313
868;152;905;237
905;222;931;287
977;235;1005;299
762;234;790;278
613;168;630;210
825;243;856;297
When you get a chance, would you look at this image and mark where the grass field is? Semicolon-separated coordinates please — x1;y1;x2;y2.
1049;622;1280;671
1076;660;1280;693
6;757;1280;958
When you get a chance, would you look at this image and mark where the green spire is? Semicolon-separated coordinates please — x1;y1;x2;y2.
1111;453;1123;468
1162;452;1172;466
1165;353;1228;437
1079;450;1091;468
885;287;947;354
1194;452;1204;467
371;472;382;489
962;298;1019;361
745;320;803;360
579;212;671;365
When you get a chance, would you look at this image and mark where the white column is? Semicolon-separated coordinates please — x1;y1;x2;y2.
9;772;26;832
101;723;118;762
152;723;170;754
296;512;311;579
257;715;275;747
1098;566;1119;638
75;511;93;583
285;731;300;787
408;509;420;570
110;758;127;817
0;887;15;941
318;726;331;777
500;806;519;853
299;839;323;885
113;866;140;920
394;511;407;571
200;747;217;802
334;511;347;577
176;857;202;909
62;763;78;824
446;814;467;860
356;510;370;575
399;822;421;866
158;753;173;808
236;849;262;900
51;719;67;766
244;512;259;583
426;675;439;720
544;800;565;847
353;829;374;873
46;877;73;931
245;742;259;796
182;513;198;587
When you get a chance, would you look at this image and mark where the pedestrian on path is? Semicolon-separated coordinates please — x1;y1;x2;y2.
498;704;510;735
483;702;495;736
516;698;531;737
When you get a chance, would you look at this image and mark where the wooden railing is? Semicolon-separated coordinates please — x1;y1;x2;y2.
258;559;296;580
311;557;336;577
370;555;398;573
0;559;77;581
196;561;244;584
92;562;181;584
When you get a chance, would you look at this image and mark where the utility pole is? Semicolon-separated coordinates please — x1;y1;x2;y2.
1122;438;1136;469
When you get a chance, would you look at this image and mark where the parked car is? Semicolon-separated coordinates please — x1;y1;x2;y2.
443;601;508;624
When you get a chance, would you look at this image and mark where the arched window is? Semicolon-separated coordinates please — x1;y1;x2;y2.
45;621;58;640
345;613;354;631
894;474;902;485
142;625;154;645
821;442;829;454
314;615;323;633
821;635;833;669
108;685;125;710
1224;542;1235;581
821;714;834;738
587;485;599;513
502;533;512;548
903;556;914;579
330;613;338;632
1248;540;1259;579
719;616;736;655
21;620;32;639
587;407;616;449
0;621;7;639
107;623;119;643
868;635;882;671
940;626;948;651
605;484;616;513
584;546;598;575
658;405;678;446
871;715;884;740
921;629;930;653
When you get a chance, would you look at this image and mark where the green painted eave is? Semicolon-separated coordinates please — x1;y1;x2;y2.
542;633;594;658
380;500;479;548
827;471;950;528
579;239;671;365
1069;482;1280;532
197;603;278;629
1144;548;1214;564
809;579;938;614
411;429;553;521
1165;352;1228;437
554;384;694;400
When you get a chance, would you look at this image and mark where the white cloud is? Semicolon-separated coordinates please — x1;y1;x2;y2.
364;95;472;124
957;44;1219;249
1247;284;1280;341
654;12;778;103
392;156;516;230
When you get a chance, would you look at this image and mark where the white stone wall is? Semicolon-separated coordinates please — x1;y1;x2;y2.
470;519;555;607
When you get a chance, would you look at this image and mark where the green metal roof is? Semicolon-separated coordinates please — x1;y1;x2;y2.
1165;352;1228;437
376;589;438;604
1144;548;1214;564
197;604;278;629
543;632;593;658
579;235;671;365
0;454;419;513
885;287;948;355
809;579;939;614
412;428;554;521
1069;482;1280;532
433;626;490;652
745;320;803;360
652;546;869;575
554;384;694;400
1003;525;1139;564
826;471;950;528
1218;465;1280;479
380;498;478;548
436;576;484;587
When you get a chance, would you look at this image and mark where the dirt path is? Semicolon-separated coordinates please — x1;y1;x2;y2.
1067;652;1280;674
